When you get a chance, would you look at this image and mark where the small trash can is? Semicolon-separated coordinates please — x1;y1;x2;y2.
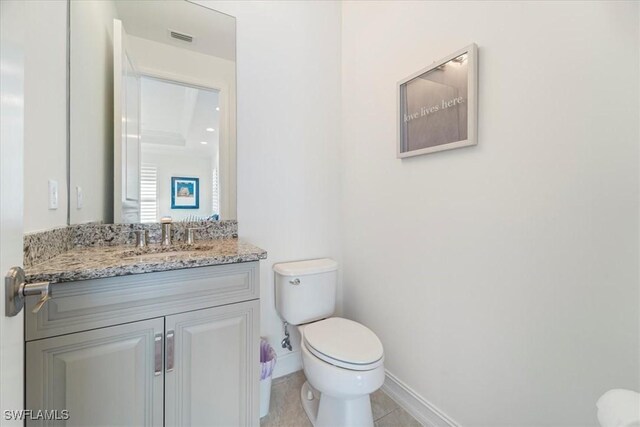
260;338;277;418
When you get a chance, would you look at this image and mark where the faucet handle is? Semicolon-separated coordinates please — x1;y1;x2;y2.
186;228;203;245
132;230;148;248
161;218;173;246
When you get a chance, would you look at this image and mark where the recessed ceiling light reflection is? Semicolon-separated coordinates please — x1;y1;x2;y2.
200;141;208;145
206;128;215;132
216;107;220;111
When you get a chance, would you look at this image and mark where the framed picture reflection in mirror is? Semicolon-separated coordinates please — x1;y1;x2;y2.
171;177;200;209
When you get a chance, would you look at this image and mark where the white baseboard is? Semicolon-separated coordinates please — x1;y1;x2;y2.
272;350;302;379
382;370;459;427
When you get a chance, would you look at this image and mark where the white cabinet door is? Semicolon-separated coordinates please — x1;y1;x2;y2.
165;300;259;427
26;318;164;427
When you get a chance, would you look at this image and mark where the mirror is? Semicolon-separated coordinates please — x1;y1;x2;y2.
69;0;236;224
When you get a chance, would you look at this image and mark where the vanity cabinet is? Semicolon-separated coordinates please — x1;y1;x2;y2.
25;262;260;427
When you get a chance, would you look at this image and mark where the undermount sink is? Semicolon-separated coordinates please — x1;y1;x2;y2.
123;250;188;260
121;241;232;260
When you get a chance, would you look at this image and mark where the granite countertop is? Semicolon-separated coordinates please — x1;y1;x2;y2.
24;238;267;284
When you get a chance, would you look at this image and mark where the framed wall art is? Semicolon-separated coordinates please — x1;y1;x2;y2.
397;43;478;158
171;176;200;209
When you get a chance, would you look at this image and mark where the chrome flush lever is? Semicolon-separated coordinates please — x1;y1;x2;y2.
5;266;51;317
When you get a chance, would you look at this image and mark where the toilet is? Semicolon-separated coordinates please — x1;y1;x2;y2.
273;258;385;427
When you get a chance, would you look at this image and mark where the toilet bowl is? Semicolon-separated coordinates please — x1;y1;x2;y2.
273;259;385;427
299;318;385;427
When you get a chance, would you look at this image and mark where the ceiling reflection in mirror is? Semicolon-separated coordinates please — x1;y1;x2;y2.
69;0;236;225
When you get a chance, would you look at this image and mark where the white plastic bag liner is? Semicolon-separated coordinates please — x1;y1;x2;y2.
260;338;277;418
597;389;640;427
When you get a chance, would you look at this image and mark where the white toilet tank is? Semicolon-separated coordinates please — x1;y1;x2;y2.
273;258;338;325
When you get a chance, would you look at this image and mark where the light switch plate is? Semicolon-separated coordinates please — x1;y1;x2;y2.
48;180;58;210
76;186;83;209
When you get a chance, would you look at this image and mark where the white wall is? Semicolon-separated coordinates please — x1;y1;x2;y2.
341;2;639;426
23;0;68;232
194;0;343;376
69;0;118;225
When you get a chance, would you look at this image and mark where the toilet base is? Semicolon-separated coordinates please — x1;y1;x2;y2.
301;382;320;425
300;381;374;427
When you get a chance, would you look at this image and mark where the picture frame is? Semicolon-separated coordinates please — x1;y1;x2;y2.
171;176;200;209
397;43;478;158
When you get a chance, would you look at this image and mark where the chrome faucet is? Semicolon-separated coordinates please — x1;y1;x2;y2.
160;217;172;246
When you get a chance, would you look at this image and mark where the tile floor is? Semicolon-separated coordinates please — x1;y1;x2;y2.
260;371;422;427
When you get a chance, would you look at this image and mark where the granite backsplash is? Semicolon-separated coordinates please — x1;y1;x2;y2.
24;220;238;268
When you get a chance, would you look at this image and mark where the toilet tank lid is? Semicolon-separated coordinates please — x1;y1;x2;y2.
273;258;338;276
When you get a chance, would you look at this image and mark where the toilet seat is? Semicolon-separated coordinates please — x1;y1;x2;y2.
303;317;384;371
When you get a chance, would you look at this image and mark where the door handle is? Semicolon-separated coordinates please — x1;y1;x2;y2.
166;330;175;372
5;266;51;317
